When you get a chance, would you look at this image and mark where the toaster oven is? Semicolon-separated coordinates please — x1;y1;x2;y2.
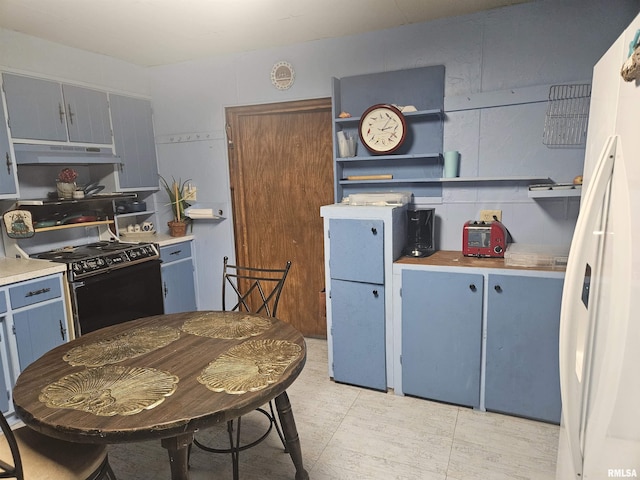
462;220;508;257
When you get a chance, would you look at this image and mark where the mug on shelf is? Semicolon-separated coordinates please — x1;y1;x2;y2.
141;221;154;232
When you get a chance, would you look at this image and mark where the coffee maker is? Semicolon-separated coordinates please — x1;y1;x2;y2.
404;208;436;257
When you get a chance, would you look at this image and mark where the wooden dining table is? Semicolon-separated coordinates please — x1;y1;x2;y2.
12;310;309;480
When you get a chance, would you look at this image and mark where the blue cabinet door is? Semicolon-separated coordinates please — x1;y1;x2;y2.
162;260;197;314
329;219;384;284
486;274;563;423
110;94;159;189
13;301;67;371
401;269;483;407
331;278;386;390
0;100;17;196
62;84;112;144
2;73;67;141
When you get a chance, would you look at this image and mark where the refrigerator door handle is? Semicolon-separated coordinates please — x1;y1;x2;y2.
559;134;616;476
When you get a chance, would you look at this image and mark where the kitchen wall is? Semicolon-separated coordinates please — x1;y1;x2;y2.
0;29;149;96
0;0;637;310
148;0;637;309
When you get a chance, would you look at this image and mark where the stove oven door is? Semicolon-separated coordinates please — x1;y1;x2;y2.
71;259;164;335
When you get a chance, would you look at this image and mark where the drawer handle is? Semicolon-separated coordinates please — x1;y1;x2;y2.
371;227;377;235
163;282;168;298
59;319;67;340
372;290;379;298
170;250;182;256
469;284;477;292
25;287;51;298
494;285;502;293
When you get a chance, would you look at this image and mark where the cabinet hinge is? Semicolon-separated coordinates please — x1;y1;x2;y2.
11;325;15;335
399;287;402;297
400;355;402;365
327;230;330;239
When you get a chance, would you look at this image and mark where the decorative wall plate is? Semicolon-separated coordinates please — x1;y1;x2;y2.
181;311;273;339
39;365;179;416
271;61;295;90
198;339;302;394
63;326;181;367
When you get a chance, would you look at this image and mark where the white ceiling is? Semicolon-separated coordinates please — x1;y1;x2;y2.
0;0;532;67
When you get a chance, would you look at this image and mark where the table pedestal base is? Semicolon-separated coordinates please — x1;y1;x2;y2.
275;391;309;480
162;432;194;480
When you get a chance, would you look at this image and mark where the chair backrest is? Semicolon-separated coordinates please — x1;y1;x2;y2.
222;256;291;317
0;412;23;479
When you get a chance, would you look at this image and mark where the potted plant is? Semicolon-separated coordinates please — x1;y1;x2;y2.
56;167;78;199
159;176;191;237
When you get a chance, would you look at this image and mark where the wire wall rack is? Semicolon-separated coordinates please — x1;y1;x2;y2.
543;84;592;147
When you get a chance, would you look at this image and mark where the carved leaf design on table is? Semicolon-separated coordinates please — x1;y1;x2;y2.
39;365;179;416
63;326;181;367
198;339;302;394
181;312;273;339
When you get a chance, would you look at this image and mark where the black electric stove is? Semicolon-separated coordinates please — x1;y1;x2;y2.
33;241;160;281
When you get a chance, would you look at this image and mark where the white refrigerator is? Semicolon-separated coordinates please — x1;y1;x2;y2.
556;12;640;479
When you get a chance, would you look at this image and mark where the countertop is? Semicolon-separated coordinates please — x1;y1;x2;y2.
0;258;67;287
395;250;566;272
119;233;195;247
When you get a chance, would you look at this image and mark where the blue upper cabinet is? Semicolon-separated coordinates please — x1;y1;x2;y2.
110;94;159;190
62;84;112;144
331;66;445;201
0;100;18;197
2;73;111;145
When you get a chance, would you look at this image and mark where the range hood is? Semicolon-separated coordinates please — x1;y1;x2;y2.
14;144;121;165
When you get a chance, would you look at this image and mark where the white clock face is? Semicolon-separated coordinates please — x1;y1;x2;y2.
359;105;406;154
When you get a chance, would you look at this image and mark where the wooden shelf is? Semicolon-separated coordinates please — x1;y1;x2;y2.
34;220;114;233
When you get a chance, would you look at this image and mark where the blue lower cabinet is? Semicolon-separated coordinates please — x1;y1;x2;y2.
160;241;197;314
13;301;67;371
401;269;483;407
331;279;386;391
485;274;563;424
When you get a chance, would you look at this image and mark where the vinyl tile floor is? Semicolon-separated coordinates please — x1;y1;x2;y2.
108;338;559;479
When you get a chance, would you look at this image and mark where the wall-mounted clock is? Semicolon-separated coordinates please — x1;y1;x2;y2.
358;104;407;154
271;61;295;90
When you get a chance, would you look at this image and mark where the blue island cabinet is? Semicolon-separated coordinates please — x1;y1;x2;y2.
401;269;483;408
485;274;563;424
321;203;407;392
329;218;386;390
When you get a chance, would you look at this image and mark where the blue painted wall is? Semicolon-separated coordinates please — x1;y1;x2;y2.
148;0;638;309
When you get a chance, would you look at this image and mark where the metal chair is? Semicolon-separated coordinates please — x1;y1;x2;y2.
193;256;292;480
0;410;116;480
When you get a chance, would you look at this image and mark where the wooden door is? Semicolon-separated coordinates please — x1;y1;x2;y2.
226;98;333;337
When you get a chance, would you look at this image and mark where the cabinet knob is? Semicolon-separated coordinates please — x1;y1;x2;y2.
494;285;502;293
371;227;377;235
372;290;379;298
469;284;477;292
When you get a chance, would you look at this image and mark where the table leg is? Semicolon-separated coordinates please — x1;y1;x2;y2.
161;432;194;480
274;391;309;480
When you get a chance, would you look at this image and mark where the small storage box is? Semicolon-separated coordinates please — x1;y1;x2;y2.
346;192;411;206
504;243;569;268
